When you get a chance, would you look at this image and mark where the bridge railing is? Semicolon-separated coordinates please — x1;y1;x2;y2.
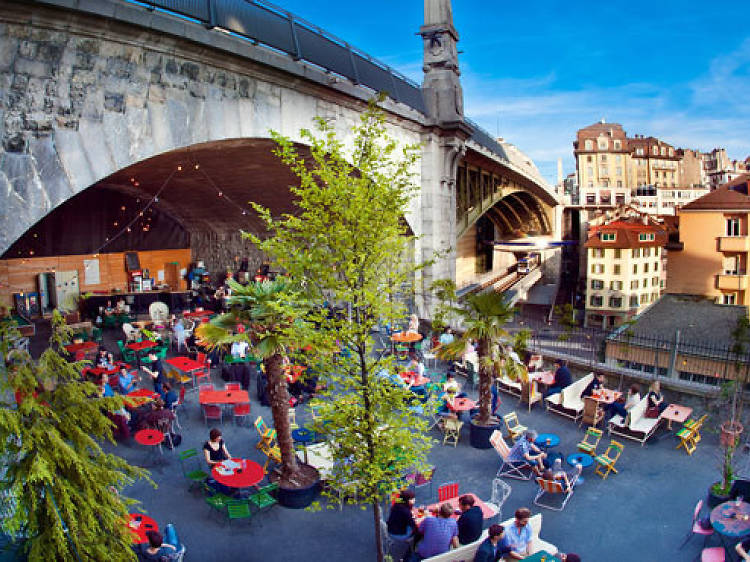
127;0;426;112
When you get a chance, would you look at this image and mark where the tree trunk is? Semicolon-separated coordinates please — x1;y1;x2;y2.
476;337;491;425
373;499;384;562
265;353;300;480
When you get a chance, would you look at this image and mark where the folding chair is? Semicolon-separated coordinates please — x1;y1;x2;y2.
678;499;713;549
249;483;278;512
577;427;603;455
254;416;277;449
490;430;533;481
533;472;578;511
502;412;527;442
676;425;698;455
579;397;604;427
258;440;282;473
178;448;208;491
437;482;459;502
226;499;254;525
594;440;624;479
442;416;463;447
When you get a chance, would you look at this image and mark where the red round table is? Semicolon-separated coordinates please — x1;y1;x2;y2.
134;429;164;446
211;458;264;488
449;397;476;412
391;332;422;343
400;372;430;386
128;513;158;544
128;388;159;399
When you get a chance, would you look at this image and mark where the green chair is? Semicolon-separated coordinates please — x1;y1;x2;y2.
178;449;208;490
92;327;103;344
226;499;254;525
117;340;137;364
249;483;278;512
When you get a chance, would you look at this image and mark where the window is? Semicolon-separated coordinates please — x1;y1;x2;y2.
587;167;593;177
724;255;740;275
614;140;622;150
630;295;639;307
610;280;623;290
723;293;737;305
601;232;616;242
636;148;644;156
600;167;609;176
633;264;638;274
591;279;604;290
614;249;621;259
609;297;623;308
669;148;674;156
591;248;604;258
598;139;608;150
655;247;660;257
585;139;593;150
615;154;622;163
661;147;666;156
639;233;656;241
651;293;658;302
590;295;603;307
727;218;741;237
644;263;649;273
586;192;595;201
616;167;623;176
617;180;623;188
592;264;605;274
601;154;608;162
640;294;649;304
587;155;593;163
653;146;658;155
613;265;621;275
630;280;639;289
643;248;651;258
652;277;659;286
632;248;641;258
654;261;659;271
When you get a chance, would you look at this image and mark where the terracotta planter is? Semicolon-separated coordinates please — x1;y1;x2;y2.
720;421;744;448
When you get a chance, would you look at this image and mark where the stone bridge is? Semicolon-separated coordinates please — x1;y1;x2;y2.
0;0;559;314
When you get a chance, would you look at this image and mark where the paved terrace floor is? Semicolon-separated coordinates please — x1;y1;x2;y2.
27;325;737;561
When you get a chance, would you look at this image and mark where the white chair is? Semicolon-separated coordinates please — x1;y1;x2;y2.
122;323;139;343
149;301;169;327
484;478;512;523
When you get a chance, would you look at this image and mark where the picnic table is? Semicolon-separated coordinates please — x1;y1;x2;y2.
413;492;494;524
199;389;250;406
64;341;97;355
128;513;159;544
660;403;693;431
212;458;264;489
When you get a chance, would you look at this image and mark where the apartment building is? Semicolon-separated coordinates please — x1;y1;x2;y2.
584;217;667;329
668;174;750;306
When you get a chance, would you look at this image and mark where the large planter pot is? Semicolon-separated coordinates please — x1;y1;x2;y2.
720;421;744;448
272;465;322;509
469;417;502;449
707;482;732;509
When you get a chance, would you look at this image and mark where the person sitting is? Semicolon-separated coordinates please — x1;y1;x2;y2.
543;461;583;490
506;430;547;476
407;353;426;378
117;366;137;394
410;503;458;560
203;428;237;497
407;314;420;334
231;339;249;359
457;494;483;545
473;524;514;562
387;489;417;540
442;373;466;398
605;384;641;421
96;349;115;369
580;372;603;398
104;300;115;316
142;353;166;395
545;359;572;398
99;377;115;398
143;398;176;432
438;327;455;346
116;299;127;314
108;407;131;442
134;530;176;561
646;380;669;415
160;382;178;410
503;507;534;559
736;536;750;561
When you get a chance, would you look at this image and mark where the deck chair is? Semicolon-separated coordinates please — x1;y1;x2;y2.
533;471;579;511
683;414;709;445
503;412;527;442
442;416;463;447
579;397;604;427
594;440;624;479
490;430;533;480
577;427;603;455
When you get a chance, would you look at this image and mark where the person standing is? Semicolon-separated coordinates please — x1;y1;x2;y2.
142;353;166;395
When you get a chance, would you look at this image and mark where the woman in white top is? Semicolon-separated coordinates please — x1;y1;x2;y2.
406;314;419;334
606;384;641;421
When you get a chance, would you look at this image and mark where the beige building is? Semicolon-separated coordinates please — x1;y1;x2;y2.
668;174;750;306
584;217;668;329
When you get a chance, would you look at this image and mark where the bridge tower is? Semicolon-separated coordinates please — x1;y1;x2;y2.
418;0;472;315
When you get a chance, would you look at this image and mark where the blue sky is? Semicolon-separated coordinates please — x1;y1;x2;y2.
277;0;750;184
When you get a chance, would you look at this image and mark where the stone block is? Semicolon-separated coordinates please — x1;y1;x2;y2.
165;99;190;147
147;101;175;153
101;111;130;170
29;136;73;207
104;92;125;113
53;128;95;192
79;119;116;181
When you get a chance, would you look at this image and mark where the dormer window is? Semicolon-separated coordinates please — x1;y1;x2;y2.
638;232;656;241
601;232;616;242
585;139;593;150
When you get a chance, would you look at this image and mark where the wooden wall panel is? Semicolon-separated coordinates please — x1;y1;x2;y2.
0;249;191;307
456;225;476;289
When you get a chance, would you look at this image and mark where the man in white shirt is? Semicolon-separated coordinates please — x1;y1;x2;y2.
231;340;249;359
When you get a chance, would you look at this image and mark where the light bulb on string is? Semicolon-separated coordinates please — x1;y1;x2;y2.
177;165;182;171
218;191;223;197
194;164;200;170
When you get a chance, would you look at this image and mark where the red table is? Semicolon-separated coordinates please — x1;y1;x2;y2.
413;493;494;524
532;371;555;386
65;341;97;355
401;372;430;387
86;366;119;377
199;389;250;406
660;403;693;431
391;332;422;343
127;340;157;353
285;365;306;384
448;397;476;412
183;309;214;319
165;356;206;387
127;388;159;400
135;429;164;446
211;458;264;488
128;513;158;544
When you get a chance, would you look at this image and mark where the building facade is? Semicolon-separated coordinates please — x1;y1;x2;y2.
584;217;667;329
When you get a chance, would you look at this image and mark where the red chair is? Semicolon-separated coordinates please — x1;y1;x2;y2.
199;383;214;393
226;383;241;391
233;403;251;425
196;352;211;373
202;404;222;425
679;499;713;549
437;482;459;502
701;547;724;562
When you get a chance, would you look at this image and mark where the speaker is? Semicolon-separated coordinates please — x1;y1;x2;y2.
125;252;140;271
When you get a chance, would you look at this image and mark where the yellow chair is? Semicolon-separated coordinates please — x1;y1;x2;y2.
442;416;463;447
686;414;708;444
503;412;527;442
577;427;603;455
254;416;277;450
676;425;698;455
258;440;282;472
594;440;624;479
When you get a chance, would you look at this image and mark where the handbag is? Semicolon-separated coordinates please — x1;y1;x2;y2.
645;405;659;418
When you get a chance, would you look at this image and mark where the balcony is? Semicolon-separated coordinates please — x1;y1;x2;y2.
717;273;748;291
720;236;750;252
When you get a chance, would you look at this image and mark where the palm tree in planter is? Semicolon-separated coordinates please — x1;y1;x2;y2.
196;278;320;506
434;284;516;448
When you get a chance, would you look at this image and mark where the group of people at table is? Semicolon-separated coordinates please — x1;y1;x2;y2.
387;490;580;561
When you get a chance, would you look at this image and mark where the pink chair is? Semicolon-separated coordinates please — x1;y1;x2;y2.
679;499;713;549
701;547;724;562
202;404;222;425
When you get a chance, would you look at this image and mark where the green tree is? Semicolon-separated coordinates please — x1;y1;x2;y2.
248;99;433;562
195;278;306;483
434;286;516;425
0;312;149;561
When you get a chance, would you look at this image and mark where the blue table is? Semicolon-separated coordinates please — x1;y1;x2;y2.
566;453;593;485
292;428;317;443
535;433;560;449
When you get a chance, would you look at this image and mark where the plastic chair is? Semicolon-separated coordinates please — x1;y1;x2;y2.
437;482;459;502
178;449;208;491
679;499;714;549
226;499;254;525
233;403;251;425
594;440;624;479
701;547;725;562
249;483;278;512
502;412;527;442
580;396;604;427
484;478;512;523
577;427;603;455
202;404;222;425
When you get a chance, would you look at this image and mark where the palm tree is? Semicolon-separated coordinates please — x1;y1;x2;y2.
437;290;516;426
195;278;304;482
